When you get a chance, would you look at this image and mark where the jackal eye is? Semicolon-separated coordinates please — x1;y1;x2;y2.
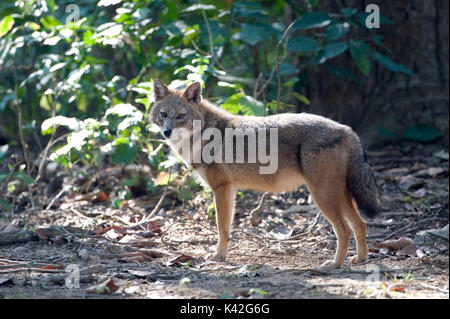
160;111;168;118
176;113;185;120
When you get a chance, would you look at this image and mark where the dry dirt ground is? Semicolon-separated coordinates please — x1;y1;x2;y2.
0;143;448;299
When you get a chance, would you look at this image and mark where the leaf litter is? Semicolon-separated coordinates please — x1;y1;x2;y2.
0;142;448;298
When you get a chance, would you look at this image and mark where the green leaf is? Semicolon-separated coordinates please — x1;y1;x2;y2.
234;1;265;19
46;0;56;11
41;116;81;135
0;198;12;212
221;93;241;114
183;4;216;12
183;25;199;45
237;23;271;46
292;12;331;30
83;30;94;45
15;172;35;185
105;103;139;117
221;93;264;116
371;51;414;76
318;42;348;62
326;66;362;83
111;141;137;165
326;22;349;41
287;36;319;52
349;41;371;76
0;15;14;38
0;172;34;185
404;124;442;142
340;8;357;18
40;15;60;28
98;0;122;6
293;93;310;105
238;95;264;116
378;126;397;138
122;177;140;187
0;92;16;111
159;155;179;170
278;62;299;75
177;185;193;202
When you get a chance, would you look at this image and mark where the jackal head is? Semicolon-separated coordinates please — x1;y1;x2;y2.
149;79;204;140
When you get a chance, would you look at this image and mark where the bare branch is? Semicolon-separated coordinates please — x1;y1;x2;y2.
202;10;226;71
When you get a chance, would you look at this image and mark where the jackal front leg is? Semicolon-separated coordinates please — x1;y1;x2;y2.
210;184;235;261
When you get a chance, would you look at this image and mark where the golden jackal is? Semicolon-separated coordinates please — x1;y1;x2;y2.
150;79;381;271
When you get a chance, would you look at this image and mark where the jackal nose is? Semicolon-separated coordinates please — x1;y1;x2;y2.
163;128;172;138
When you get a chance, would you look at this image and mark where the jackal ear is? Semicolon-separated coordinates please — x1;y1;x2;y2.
153;78;168;102
183;82;202;104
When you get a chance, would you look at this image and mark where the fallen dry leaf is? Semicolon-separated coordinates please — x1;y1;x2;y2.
94;191;109;203
398;244;418;256
0;277;12;285
137;249;170;258
62;190;109;207
127;270;154;278
36;228;50;240
97;226;128;236
389;284;407;292
85;277;119;294
119;252;153;263
41;264;64;270
414;167;446;178
376;237;414;251
167;254;196;267
155;171;169;185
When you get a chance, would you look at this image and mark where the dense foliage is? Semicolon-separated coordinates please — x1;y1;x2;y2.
0;0;415;210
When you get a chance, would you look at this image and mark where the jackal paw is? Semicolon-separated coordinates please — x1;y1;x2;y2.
350;254;368;264
316;260;340;272
208;252;227;262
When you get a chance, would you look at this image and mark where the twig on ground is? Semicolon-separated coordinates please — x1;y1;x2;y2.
382;217;445;240
381;211;424;218
143;187;169;222
0;261;52;269
70;207;94;222
427;231;449;241
250;192;269;226
43;264;107;285
228;252;280;259
232;229;270;247
46;187;66;210
117;187;170;231
265;229;309;243
308;211;322;233
415;282;449;294
0;267;65;274
160;216;190;245
321;267;423;275
366;220;407;227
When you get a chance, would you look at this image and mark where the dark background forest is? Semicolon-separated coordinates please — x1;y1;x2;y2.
0;0;448;299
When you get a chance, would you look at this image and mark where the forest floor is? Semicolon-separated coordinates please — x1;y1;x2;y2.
0;142;448;299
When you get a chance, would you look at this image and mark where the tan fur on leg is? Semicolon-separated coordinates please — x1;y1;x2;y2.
210;183;235;261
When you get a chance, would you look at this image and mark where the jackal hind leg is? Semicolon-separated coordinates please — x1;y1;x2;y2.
343;194;369;264
307;183;352;271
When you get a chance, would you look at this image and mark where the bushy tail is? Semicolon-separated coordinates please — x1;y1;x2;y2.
347;144;381;219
